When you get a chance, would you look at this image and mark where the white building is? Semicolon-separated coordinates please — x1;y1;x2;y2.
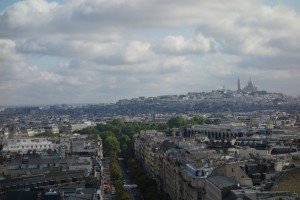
3;137;55;153
26;129;39;137
70;134;103;158
70;121;92;132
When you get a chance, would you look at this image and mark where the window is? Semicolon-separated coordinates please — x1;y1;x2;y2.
197;192;203;200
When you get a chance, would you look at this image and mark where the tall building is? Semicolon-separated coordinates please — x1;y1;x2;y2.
243;77;257;93
237;77;241;92
237;77;258;93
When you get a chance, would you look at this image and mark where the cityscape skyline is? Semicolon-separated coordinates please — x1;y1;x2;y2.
0;1;300;200
0;76;297;107
0;0;300;105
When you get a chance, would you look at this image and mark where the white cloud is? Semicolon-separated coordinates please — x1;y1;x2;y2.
0;39;33;85
0;0;299;104
159;33;214;54
123;41;153;63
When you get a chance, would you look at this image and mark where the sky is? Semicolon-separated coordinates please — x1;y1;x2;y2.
0;0;300;105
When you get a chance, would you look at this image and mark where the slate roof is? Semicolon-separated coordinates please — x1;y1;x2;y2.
207;176;238;189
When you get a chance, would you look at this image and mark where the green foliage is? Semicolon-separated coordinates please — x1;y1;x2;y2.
88;121;169;155
110;159;122;180
104;133;121;153
96;123;121;136
167;116;187;128
34;132;57;138
111;119;124;128
78;120;165;200
118;122;168;139
114;180;131;200
167;116;204;128
187;116;204;125
119;134;130;145
109;153;122;181
126;158;164;200
108;147;131;200
148;123;169;132
77;126;99;135
60;131;72;135
118;134;130;152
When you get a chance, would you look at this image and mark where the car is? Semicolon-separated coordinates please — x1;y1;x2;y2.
129;184;138;189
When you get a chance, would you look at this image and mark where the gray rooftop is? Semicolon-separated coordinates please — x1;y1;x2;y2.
207;176;238;189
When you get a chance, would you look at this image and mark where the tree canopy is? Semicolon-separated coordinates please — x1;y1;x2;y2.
104;132;120;153
167;116;187;128
167;116;204;128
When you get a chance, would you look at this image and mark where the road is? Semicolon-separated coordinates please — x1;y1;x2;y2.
118;158;143;200
102;157;114;200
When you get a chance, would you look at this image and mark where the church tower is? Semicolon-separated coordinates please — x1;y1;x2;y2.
237;77;241;92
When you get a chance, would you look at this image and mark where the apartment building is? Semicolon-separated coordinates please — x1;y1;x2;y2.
190;125;249;140
70;135;103;158
3;137;55;153
212;162;253;187
134;129;298;200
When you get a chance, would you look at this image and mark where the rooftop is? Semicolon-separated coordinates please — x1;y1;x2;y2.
207;175;239;189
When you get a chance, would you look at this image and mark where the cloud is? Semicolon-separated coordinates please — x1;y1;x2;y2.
0;0;59;38
158;33;215;55
0;0;263;38
0;0;299;105
0;39;35;87
123;41;154;63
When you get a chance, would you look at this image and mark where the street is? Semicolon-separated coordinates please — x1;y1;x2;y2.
102;157;114;200
118;158;143;200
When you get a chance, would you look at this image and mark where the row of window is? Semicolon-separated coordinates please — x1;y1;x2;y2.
10;145;52;149
12;139;47;143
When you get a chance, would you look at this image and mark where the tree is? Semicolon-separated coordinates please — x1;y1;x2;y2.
154;123;169;132
77;126;99;135
34;131;57;138
111;119;124;128
114;180;131;200
110;160;122;180
188;116;204;125
104;133;120;153
167;116;187;128
118;134;130;148
126;158;164;200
